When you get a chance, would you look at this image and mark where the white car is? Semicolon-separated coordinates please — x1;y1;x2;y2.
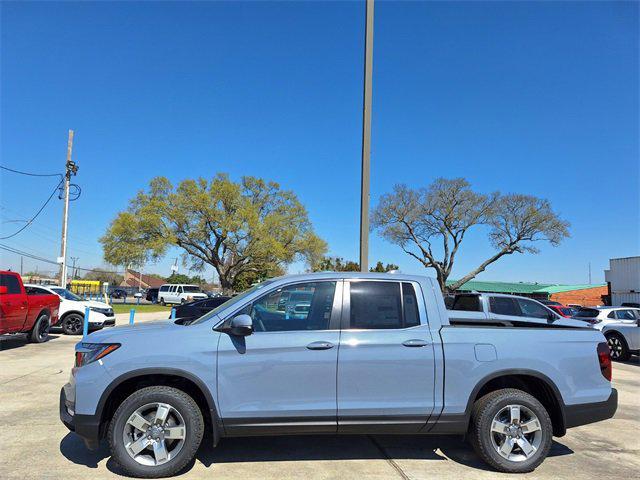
157;284;208;305
24;285;115;335
572;306;640;329
602;318;640;361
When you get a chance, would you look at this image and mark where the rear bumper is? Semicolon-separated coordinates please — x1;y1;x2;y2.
59;386;101;450
565;388;618;429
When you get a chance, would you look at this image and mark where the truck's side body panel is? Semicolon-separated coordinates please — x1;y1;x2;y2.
439;326;611;415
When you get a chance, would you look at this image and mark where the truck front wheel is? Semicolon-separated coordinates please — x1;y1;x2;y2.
109;386;204;478
469;388;552;473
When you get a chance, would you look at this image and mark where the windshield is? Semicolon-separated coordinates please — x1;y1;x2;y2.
51;287;82;301
183;286;202;293
190;279;277;325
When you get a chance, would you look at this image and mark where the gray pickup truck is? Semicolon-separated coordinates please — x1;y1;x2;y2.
60;272;616;478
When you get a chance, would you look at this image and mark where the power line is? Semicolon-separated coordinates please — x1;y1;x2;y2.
0;179;64;240
0;165;63;178
0;243;124;274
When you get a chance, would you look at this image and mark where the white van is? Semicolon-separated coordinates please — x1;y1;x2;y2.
158;284;208;305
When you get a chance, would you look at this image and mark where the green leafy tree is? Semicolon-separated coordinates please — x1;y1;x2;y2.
165;273;206;285
101;174;327;292
82;268;124;286
372;178;570;292
314;257;399;273
369;261;399;273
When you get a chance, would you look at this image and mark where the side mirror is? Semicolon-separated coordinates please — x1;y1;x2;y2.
0;286;7;294
228;314;253;336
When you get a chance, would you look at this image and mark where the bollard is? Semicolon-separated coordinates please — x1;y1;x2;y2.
83;306;90;337
171;308;176;320
129;309;135;325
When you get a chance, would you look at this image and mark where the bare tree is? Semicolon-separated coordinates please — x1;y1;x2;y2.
372;178;570;292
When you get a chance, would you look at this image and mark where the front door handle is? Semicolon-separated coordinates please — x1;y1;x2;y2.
402;339;429;347
307;341;334;350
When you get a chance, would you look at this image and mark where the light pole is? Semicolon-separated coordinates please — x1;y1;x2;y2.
359;0;374;272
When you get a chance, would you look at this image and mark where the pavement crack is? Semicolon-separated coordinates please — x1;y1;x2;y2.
0;366;50;385
368;435;411;480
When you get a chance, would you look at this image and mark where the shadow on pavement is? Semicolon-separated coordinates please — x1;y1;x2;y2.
0;333;60;352
60;432;574;477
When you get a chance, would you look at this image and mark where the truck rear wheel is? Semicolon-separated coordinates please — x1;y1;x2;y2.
109;386;204;478
28;313;50;343
469;388;552;473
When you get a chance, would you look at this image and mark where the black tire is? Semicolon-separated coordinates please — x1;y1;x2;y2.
28;312;50;343
469;388;552;473
606;332;630;362
160;298;166;306
109;386;204;478
62;313;84;335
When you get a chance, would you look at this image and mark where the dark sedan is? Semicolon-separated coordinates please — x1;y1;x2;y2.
171;296;231;322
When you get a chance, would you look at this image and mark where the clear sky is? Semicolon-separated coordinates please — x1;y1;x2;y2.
1;1;638;284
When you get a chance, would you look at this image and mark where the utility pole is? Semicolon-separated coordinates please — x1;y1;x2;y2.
589;262;592;284
359;0;374;272
58;130;78;287
70;257;79;280
20;256;23;276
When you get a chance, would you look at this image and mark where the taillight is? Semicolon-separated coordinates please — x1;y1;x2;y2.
597;342;612;381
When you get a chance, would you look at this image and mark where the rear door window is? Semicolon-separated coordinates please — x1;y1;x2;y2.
449;295;482;312
616;310;637;321
489;296;521;316
517;298;551;319
349;281;420;329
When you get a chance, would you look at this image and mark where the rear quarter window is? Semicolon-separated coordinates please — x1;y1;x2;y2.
0;274;21;294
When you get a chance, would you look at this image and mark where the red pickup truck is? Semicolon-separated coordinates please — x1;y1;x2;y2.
0;271;60;343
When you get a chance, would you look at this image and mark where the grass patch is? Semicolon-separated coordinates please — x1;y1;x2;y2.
111;304;172;314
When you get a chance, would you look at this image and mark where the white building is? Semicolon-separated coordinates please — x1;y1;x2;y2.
604;256;640;306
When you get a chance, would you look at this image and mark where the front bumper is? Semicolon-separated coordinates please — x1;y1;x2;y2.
564;388;618;429
59;386;101;450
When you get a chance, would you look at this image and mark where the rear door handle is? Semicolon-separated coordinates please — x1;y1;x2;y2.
402;339;429;347
307;341;334;350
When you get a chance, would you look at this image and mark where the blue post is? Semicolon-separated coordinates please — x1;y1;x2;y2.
83;306;90;337
171;308;176;320
129;309;135;325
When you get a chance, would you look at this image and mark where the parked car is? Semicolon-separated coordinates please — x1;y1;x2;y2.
547;304;577;318
171;296;231;322
0;271;59;342
60;272;616;477
572;307;640;328
445;292;567;325
157;284;208;305
602;316;640;361
109;288;128;300
145;288;159;303
26;285;115;335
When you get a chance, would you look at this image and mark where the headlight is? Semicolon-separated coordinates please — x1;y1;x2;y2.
90;307;114;316
75;343;120;367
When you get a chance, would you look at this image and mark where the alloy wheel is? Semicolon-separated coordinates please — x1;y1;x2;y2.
490;404;543;462
37;316;50;341
607;336;623;360
122;402;186;467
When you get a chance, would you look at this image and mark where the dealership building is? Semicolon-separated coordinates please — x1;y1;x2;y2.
605;256;640;306
449;280;608;306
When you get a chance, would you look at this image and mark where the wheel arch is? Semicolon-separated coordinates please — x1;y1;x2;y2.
96;368;220;446
464;369;567;437
60;309;85;321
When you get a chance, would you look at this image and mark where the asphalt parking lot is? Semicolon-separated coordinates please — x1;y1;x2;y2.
1;315;639;480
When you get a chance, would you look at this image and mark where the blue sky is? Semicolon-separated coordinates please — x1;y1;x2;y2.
1;1;638;284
